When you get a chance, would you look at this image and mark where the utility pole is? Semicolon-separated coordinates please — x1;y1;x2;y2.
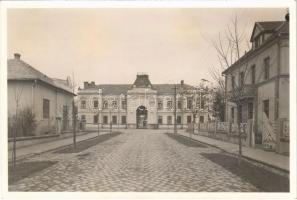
173;84;177;134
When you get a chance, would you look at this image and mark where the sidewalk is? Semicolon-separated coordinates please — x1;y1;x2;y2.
178;130;289;172
8;131;108;162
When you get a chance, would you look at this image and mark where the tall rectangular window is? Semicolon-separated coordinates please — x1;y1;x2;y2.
121;116;126;124
199;116;204;123
81;100;86;109
121;100;127;109
158;116;163;124
187;97;193;110
81;115;86;121
177;116;182;124
231;76;235;89
239;72;244;86
103;116;108;124
112;116;117;124
167;116;172;124
264;57;270;80
103;101;108;109
231;107;235;123
201;99;205;109
93;100;98;108
187;115;192;124
238;105;242;123
112;101;118;109
43;99;50;119
177;101;182;109
248;103;253;119
167;101;173;109
93;115;98;123
251;65;256;84
263;99;269;118
158;101;163;110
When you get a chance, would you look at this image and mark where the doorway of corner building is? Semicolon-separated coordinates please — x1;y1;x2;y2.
136;106;147;129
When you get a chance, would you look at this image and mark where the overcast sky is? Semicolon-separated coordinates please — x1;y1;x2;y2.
7;8;287;88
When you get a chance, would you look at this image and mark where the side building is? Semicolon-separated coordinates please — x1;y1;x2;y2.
7;53;76;136
77;74;211;129
222;16;289;153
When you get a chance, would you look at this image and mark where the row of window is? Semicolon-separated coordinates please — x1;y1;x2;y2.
231;56;270;88
80;99;206;110
81;115;198;125
230;100;269;123
80;100;127;109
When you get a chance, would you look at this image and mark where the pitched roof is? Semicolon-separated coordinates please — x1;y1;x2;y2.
223;20;288;75
133;74;152;88
250;21;285;42
8;57;74;95
78;83;196;95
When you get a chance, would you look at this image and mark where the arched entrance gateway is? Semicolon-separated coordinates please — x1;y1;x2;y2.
136;106;148;129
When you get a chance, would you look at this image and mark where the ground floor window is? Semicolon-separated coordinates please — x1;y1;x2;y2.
81;115;86;122
248;102;253;119
199;116;204;123
103;116;108;124
43;98;50;119
167;116;172;124
231;107;235;123
93;115;98;123
158;116;162;124
121;116;126;124
177;116;181;124
263;99;269;118
187;115;192;124
112;116;117;124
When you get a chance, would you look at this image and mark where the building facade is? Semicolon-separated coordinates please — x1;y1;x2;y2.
77;74;210;129
222;17;289;153
8;53;75;136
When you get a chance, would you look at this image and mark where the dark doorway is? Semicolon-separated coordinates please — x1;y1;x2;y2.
136;106;148;129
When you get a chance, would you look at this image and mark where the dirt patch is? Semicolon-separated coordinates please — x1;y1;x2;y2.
9;161;58;184
54;132;121;154
201;153;289;192
165;133;207;148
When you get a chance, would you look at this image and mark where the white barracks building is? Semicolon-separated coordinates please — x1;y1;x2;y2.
77;74;208;129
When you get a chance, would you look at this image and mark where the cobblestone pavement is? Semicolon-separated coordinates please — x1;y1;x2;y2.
9;129;261;192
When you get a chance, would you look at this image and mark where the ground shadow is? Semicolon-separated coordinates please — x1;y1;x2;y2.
201;153;289;192
165;133;207;148
54;131;121;154
9;161;58;184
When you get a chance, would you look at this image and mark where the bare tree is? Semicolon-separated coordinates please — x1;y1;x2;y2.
12;85;24;168
71;72;77;150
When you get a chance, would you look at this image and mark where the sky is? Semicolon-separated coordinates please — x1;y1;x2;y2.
7;8;287;88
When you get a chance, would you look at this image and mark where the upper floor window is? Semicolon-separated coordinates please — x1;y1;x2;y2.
239;72;244;86
187;97;193;110
231;76;235;89
251;65;256;84
112;101;118;109
93;99;98;108
264;57;270;80
177;101;182;109
200;99;205;109
167;101;173;109
121;100;127;109
103;101;108;109
81;100;86;109
158;101;163;110
43;99;50;119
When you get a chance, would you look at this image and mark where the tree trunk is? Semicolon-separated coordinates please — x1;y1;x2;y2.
237;108;242;166
72;100;76;150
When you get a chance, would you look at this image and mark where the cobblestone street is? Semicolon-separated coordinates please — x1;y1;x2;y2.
9;130;287;192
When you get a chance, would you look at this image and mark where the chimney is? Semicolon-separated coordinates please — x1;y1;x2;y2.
91;81;95;86
84;81;88;89
285;12;289;21
14;53;21;60
181;80;184;85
